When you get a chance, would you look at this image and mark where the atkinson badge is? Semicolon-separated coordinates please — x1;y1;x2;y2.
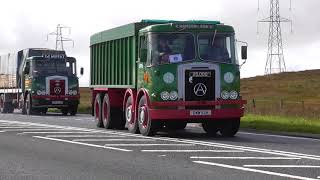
193;83;207;97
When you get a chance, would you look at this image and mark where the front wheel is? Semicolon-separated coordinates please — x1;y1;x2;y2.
219;118;240;137
69;105;78;116
137;96;160;136
202;121;219;136
125;97;139;133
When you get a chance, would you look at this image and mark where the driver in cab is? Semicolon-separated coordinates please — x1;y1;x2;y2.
157;38;172;64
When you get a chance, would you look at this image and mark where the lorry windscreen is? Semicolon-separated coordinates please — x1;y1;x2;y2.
33;59;73;75
198;33;236;64
149;33;195;65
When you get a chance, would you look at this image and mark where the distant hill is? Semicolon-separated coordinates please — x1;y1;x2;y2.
241;69;320;103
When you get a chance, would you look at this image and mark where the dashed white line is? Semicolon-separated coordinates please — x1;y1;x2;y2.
33;136;131;152
46;135;125;138
243;165;320;168
317;176;320;179
73;139;156;142
0;131;4;133
104;144;194;147
142;150;243;153
193;161;318;180
190;157;301;160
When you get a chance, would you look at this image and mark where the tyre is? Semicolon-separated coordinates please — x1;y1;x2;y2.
125;97;139;133
69;105;78;116
26;94;34;115
102;94;112;129
94;93;103;128
219;118;240;137
61;108;68;115
137;96;159;136
202;121;219;136
166;122;187;130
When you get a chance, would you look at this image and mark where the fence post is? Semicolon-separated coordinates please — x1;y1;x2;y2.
252;99;256;109
280;99;284;110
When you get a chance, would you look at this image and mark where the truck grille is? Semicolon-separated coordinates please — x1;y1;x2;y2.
50;79;65;96
185;70;215;101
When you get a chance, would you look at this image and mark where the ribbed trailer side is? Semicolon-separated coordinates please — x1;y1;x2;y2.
90;22;155;88
0;53;20;88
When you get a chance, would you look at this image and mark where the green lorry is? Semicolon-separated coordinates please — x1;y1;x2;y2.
0;48;80;115
90;20;247;136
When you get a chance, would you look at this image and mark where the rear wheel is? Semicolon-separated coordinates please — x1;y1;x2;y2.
202;121;219;136
94;93;103;128
125;97;139;133
219;118;240;137
137;96;160;136
102;94;112;129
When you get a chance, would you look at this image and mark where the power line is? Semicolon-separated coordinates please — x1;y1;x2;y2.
47;24;74;50
258;0;293;75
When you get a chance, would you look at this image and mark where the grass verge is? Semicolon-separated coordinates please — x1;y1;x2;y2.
241;114;320;135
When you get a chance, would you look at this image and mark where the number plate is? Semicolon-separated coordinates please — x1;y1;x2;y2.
190;110;211;116
52;101;63;105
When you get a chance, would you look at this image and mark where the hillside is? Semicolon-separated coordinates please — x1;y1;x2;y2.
241;69;320;103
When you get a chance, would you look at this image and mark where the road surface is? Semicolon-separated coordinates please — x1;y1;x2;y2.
0;112;319;180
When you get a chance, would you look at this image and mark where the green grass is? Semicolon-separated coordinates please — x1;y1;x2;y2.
241;114;320;134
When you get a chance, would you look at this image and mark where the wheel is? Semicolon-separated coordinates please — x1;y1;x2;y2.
137;96;160;136
102;94;112;129
69;105;78;116
202;121;219;136
166;122;187;130
61;108;68;115
7;103;14;113
0;96;5;113
125;97;139;133
26;94;34;115
42;108;48;114
94;93;103;128
111;108;125;130
219;118;240;137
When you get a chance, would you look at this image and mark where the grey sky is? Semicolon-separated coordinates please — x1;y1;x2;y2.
0;0;319;86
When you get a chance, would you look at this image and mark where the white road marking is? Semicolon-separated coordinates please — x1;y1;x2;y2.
4;129;72;132
46;135;124;138
142;150;243;153
33;136;131;152
244;165;320;168
193;161;318;180
190;157;301;160
239;132;320;142
59;118;69;120
104;144;194;147
18;131;99;134
73;139;156;142
1;120;319;161
0;126;44;129
0;131;4;133
317;176;320;179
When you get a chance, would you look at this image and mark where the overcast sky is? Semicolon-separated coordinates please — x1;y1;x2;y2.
0;0;319;86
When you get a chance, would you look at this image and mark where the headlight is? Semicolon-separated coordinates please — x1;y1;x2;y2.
224;72;234;84
68;90;78;95
169;91;178;100
230;91;238;100
36;90;46;95
221;91;230;100
160;91;170;101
